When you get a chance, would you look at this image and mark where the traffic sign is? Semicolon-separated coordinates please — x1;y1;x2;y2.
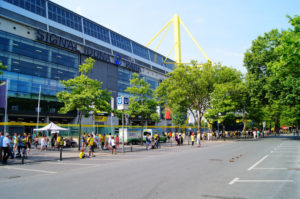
117;97;129;110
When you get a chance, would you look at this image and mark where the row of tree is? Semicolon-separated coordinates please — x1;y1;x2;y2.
55;15;299;149
156;15;299;134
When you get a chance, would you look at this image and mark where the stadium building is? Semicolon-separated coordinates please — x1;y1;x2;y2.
0;0;174;134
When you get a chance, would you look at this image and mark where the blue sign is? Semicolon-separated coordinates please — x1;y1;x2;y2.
117;97;129;105
124;97;129;105
114;54;122;66
117;97;123;105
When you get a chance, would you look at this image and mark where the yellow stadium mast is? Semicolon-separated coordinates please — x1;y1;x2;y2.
146;14;210;65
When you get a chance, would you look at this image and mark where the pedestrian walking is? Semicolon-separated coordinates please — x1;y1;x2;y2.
111;136;116;155
13;133;18;154
146;134;151;150
87;134;95;157
116;135;119;149
40;135;48;151
197;132;201;147
101;134;105;150
27;133;32;155
108;133;112;150
191;133;195;146
2;133;11;164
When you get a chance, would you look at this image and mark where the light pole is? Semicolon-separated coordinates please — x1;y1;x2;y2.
36;85;41;129
3;80;8;133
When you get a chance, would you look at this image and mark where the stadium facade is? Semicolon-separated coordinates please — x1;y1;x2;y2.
0;0;174;134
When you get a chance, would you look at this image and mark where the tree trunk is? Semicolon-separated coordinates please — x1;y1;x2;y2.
242;114;247;134
221;121;225;140
78;112;82;151
140;120;144;145
242;121;247;134
197;114;202;133
274;115;280;134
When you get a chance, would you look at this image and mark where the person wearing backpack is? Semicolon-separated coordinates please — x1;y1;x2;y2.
87;134;95;157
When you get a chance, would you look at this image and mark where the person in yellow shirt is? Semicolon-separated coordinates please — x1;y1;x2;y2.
87;134;95;157
101;134;105;150
191;133;195;146
56;135;61;149
79;149;87;159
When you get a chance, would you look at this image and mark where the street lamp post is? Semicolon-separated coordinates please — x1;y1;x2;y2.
4;80;8;133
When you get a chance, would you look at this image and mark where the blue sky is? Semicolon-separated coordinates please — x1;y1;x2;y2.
52;0;299;73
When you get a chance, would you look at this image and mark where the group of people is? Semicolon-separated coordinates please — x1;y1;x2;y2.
79;133;119;159
145;133;160;150
0;132;32;164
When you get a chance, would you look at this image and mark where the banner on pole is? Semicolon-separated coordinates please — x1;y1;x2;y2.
0;81;6;108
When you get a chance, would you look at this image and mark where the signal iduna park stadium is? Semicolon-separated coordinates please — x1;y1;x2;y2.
0;0;174;134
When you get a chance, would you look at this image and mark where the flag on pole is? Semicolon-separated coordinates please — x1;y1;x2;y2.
0;80;6;108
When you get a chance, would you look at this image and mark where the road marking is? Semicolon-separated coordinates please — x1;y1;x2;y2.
229;178;294;185
253;168;288;170
229;177;239;185
248;155;269;171
4;166;56;174
237;180;294;183
42;162;98;166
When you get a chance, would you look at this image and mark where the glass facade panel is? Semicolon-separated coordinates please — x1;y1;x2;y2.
0;30;78;100
48;2;82;32
12;40;49;62
149;51;164;66
83;19;110;43
0;36;10;51
110;32;132;52
3;0;46;17
0;56;8;66
11;59;48;78
132;42;149;60
51;52;77;68
140;75;158;90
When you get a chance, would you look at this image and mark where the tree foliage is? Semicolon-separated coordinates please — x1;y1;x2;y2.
156;62;219;132
57;57;111;150
122;73;159;143
244;15;300;131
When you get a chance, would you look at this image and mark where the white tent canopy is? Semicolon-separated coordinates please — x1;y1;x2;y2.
33;122;68;132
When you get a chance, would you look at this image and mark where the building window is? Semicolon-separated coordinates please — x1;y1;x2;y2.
3;0;46;17
132;42;149;60
110;32;132;52
149;51;164;66
48;2;82;32
83;19;110;43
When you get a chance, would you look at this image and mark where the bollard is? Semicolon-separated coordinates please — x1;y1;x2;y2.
130;143;133;152
60;147;63;161
171;139;172;147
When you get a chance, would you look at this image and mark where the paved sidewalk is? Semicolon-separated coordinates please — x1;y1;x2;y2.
2;139;230;165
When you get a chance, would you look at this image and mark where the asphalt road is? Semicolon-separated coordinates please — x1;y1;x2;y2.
0;136;299;199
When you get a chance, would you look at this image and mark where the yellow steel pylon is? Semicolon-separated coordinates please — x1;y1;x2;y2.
146;14;210;65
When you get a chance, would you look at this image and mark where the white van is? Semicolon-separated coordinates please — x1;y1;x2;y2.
143;129;166;142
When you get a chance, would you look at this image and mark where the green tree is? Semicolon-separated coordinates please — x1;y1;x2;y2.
125;73;160;144
244;29;283;133
156;62;216;133
57;57;111;150
271;15;300;130
205;67;251;134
